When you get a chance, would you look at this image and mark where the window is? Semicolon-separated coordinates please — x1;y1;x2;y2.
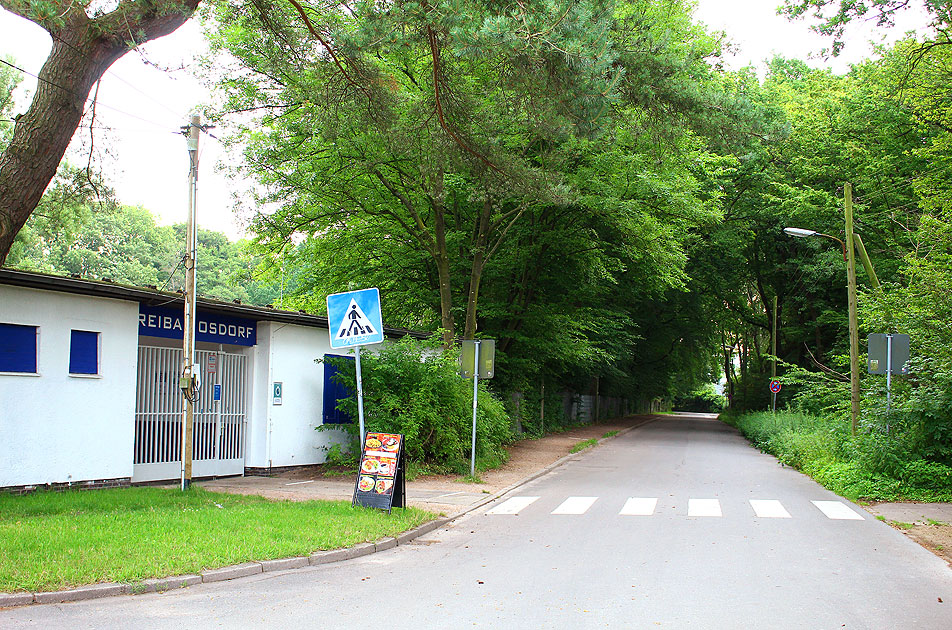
323;354;355;424
69;330;100;375
0;323;38;373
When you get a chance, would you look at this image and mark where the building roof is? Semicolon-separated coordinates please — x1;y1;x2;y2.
0;268;428;340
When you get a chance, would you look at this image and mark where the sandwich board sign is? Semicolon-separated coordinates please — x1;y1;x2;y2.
327;288;384;349
353;432;406;513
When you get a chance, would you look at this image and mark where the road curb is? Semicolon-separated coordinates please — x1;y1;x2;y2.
201;562;263;583
34;582;129;605
4;415;655;608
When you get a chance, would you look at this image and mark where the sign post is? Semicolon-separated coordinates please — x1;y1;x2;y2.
868;333;911;420
460;339;495;477
327;288;384;443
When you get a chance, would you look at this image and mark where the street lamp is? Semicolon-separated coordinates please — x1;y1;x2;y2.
784;186;861;435
782;227;847;261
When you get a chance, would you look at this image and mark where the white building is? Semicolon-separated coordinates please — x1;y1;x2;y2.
0;269;423;491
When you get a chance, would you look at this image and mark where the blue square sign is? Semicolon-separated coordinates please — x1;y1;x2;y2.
327;288;384;349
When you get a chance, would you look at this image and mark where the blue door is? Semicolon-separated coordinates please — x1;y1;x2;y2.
322;354;355;424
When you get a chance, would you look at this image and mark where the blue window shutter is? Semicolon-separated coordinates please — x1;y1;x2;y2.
69;330;99;375
323;354;355;424
0;323;38;373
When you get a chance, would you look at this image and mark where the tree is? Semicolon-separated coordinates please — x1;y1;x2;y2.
205;0;635;345
781;0;951;55
0;0;201;265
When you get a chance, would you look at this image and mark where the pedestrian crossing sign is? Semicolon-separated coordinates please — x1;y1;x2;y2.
327;288;384;349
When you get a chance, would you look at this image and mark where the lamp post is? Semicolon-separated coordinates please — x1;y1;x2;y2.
784;185;860;434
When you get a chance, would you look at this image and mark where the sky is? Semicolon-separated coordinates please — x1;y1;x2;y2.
0;1;933;241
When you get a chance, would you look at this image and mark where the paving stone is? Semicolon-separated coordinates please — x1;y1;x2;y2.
0;592;34;607
201;562;262;583
35;583;129;604
259;557;309;572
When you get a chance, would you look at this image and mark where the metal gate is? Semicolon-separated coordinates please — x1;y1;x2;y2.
133;346;247;482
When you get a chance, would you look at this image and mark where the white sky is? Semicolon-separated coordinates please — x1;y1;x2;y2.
0;1;933;241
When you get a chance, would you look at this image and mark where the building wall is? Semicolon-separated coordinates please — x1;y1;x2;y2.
0;286;139;487
247;321;354;469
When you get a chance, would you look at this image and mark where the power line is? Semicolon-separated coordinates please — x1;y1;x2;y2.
0;57;180;131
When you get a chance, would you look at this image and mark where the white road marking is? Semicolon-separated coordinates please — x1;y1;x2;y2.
620;497;658;516
486;496;539;515
688;498;722;517
552;496;598;514
812;500;864;520
284;480;314;486
750;499;791;518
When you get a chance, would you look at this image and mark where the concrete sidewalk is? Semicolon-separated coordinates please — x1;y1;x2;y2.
867;502;952;525
198;414;664;515
197;474;497;515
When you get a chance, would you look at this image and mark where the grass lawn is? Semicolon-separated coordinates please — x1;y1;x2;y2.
0;487;433;593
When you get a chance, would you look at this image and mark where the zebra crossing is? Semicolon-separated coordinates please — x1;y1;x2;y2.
485;495;866;520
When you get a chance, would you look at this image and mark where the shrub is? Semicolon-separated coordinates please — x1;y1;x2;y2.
900;459;952;490
673;386;727;413
320;336;513;474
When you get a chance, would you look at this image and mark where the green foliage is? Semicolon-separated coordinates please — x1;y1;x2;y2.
726;411;952;501
0;56;19;148
570;438;598;454
8;199;279;305
673;386;727;413
320;337;513;474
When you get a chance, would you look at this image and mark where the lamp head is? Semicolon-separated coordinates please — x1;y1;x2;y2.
783;227;817;238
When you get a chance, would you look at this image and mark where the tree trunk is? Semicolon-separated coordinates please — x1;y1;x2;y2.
462;198;493;339
432;201;455;347
0;2;200;264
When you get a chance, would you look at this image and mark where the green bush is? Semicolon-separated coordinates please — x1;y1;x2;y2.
673;387;726;413
900;459;952;490
724;410;952;502
320;336;513;474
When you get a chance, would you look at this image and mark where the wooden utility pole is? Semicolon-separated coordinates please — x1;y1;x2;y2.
844;183;860;435
181;114;201;490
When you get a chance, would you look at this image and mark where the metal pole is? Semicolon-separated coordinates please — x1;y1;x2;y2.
886;334;893;417
471;341;480;478
845;183;861;435
355;346;365;444
772;295;778;413
181;113;200;491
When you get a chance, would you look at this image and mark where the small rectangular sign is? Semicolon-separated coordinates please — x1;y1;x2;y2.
207;354;218;374
272;382;283;405
213;384;222;402
868;333;911;375
459;339;495;379
353;433;405;512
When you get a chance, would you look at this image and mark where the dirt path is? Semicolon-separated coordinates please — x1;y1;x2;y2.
410;414;657;496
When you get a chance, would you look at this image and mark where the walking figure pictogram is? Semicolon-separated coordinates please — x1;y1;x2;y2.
346;305;367;336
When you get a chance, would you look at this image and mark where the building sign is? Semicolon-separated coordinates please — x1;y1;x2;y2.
353;433;405;513
138;304;257;346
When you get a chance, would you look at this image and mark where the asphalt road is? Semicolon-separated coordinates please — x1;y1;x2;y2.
3;414;951;629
